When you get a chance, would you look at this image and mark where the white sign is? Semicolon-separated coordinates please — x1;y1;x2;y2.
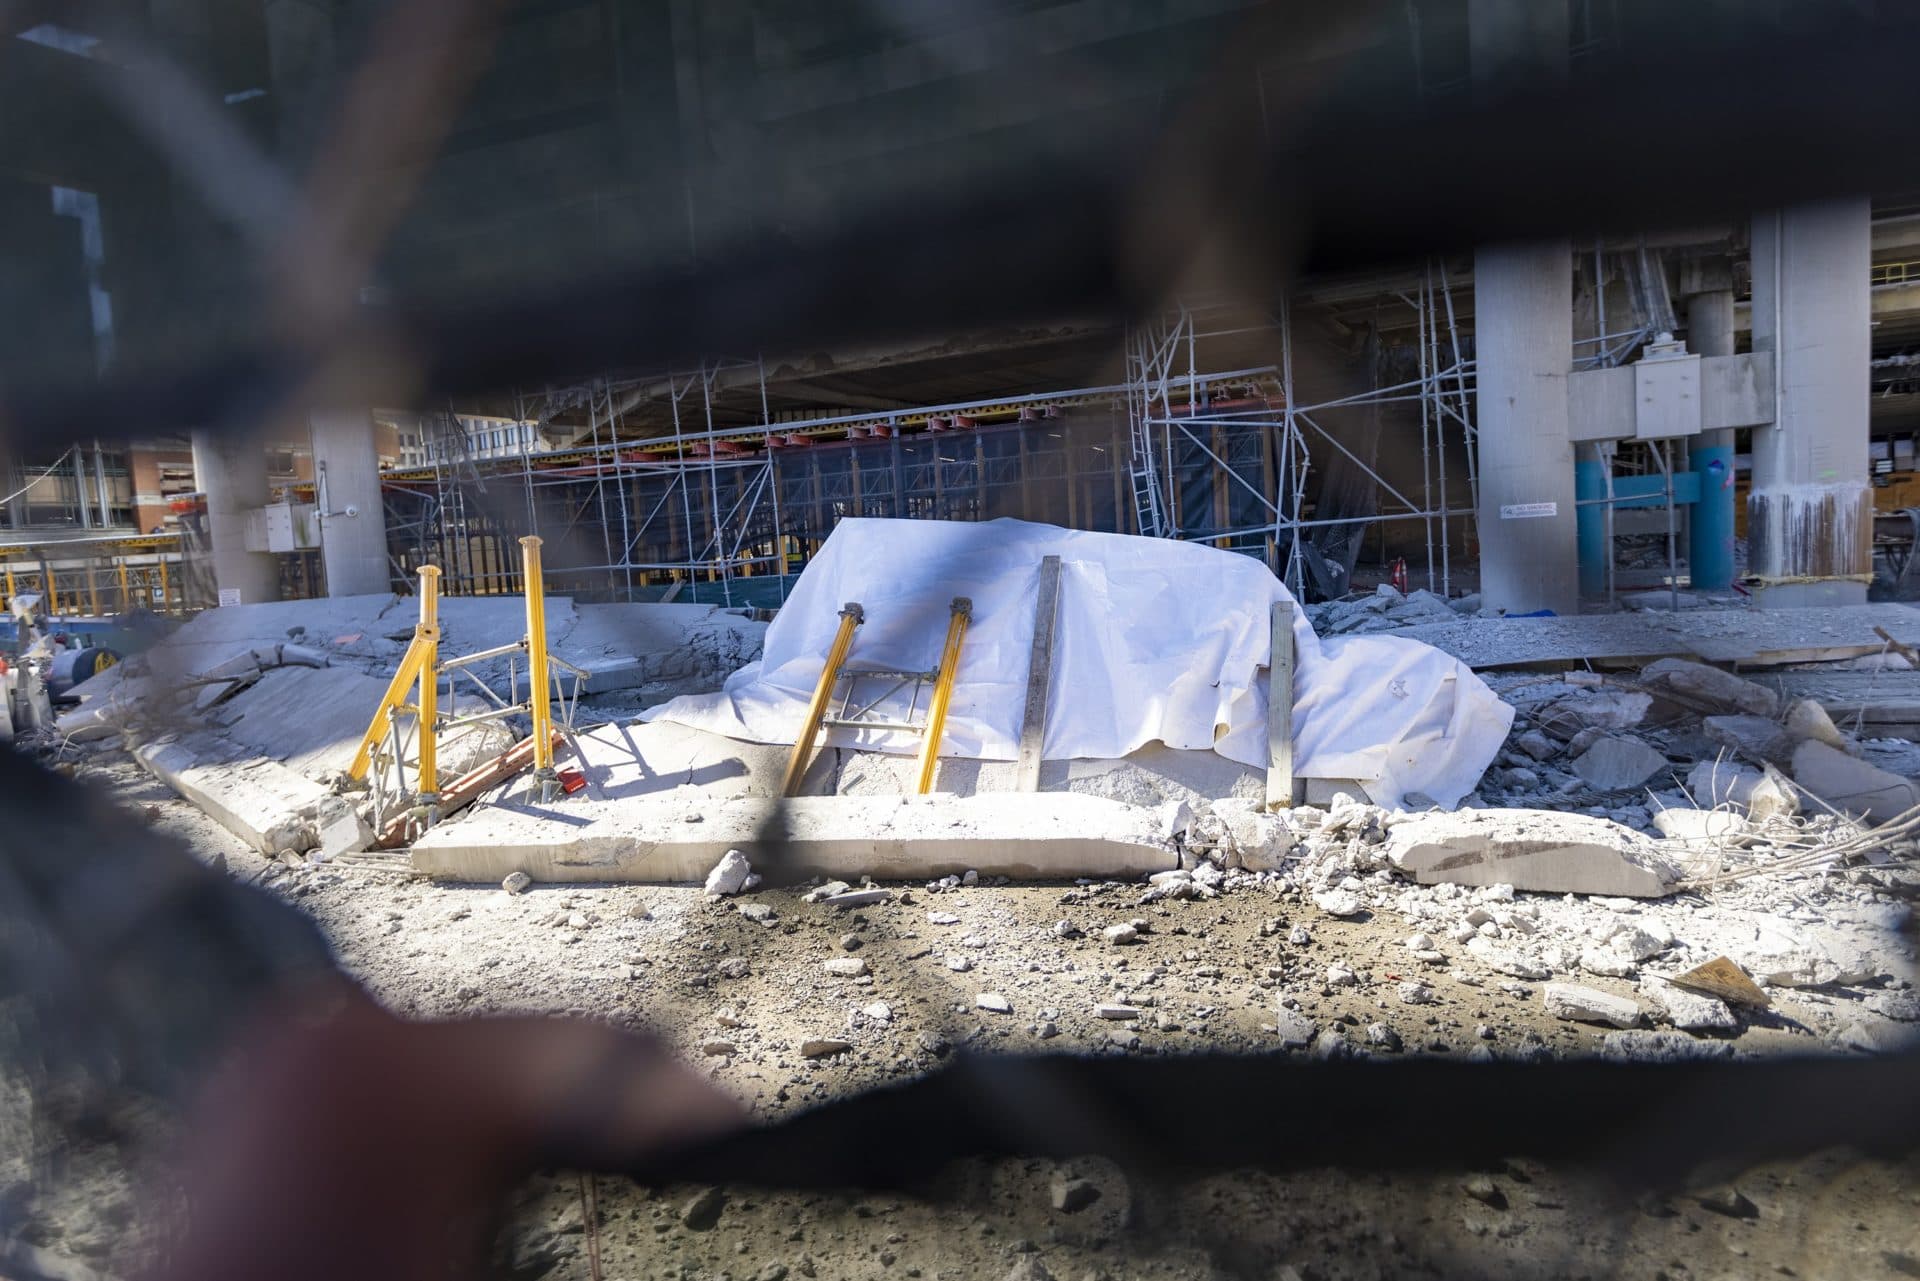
217;588;242;608
1499;502;1558;520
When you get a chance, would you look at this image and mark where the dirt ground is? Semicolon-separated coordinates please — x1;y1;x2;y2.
8;752;1910;1281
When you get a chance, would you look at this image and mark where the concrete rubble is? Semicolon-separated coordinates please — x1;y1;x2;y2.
41;584;1920;1076
1385;810;1678;897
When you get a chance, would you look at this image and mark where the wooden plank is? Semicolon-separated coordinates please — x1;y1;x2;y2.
1266;601;1298;810
1014;556;1063;792
375;729;561;850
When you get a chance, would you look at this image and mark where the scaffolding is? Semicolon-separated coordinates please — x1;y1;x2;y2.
1123;280;1479;599
381;250;1696;610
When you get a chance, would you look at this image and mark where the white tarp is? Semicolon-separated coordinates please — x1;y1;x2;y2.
645;518;1511;807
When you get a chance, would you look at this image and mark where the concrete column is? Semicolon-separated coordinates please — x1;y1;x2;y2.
1686;288;1737;590
190;430;278;605
1470;0;1578;616
1748;200;1872;608
1475;244;1579;614
310;408;391;597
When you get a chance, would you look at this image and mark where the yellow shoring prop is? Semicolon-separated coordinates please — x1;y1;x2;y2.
519;537;555;776
346;636;432;782
415;565;442;797
117;561;130;613
913;597;972;795
347;569;441;783
780;602;863;797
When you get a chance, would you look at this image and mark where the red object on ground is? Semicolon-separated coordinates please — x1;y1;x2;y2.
1389;558;1409;595
558;767;587;795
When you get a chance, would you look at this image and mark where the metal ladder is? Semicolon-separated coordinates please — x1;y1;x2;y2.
782;597;973;796
1124;343;1169;539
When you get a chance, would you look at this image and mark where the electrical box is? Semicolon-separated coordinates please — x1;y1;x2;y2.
1631;338;1701;440
242;503;322;553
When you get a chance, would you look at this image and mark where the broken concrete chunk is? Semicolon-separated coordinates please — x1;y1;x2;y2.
501;871;532;895
822;956;868;978
1612;924;1671;963
1641;978;1737;1031
1273;1006;1316;1048
1571;736;1670;791
799;1038;853;1059
1599;1030;1736;1062
1650;807;1745;842
704;849;752;896
1465;936;1551;979
1746;766;1802;823
975;992;1012;1014
1685;760;1765;809
1782;698;1860;755
1789;740;1920;824
1542;982;1642;1028
1051;1175;1102;1214
1549;689;1653;732
1102;923;1140;946
1096;1002;1141;1020
1387;809;1676;898
1577;948;1637;978
820;888;894;910
1513;729;1559;762
1311;889;1365;918
1640;659;1780;717
681;1186;725;1230
310;797;372;860
1210;797;1294;871
1702;715;1794;768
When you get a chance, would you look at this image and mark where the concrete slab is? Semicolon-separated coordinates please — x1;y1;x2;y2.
558;603;765;701
1542;982;1643;1028
1639;658;1779;716
408;792;1177;883
1789;739;1920;823
1650;807;1745;842
1386;809;1678;897
136;736;333;854
1702;714;1795;768
216;665;396;776
1395;603;1920;670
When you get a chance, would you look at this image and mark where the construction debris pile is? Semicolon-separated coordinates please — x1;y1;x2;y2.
23;525;1918;1069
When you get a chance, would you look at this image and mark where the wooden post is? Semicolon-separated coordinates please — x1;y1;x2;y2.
1212;424;1231;549
1266;600;1299;810
1015;556;1063;791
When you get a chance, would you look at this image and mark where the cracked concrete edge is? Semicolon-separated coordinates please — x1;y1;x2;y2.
408;792;1180;884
